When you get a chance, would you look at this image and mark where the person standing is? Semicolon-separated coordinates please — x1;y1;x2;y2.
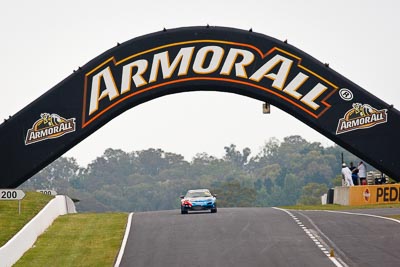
349;162;359;185
358;161;367;185
341;163;354;186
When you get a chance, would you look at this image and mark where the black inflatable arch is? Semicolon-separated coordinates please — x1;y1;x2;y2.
1;26;399;188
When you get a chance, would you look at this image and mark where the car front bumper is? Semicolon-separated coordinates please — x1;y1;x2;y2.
182;202;216;211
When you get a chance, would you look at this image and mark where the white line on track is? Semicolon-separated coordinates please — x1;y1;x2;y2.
289;209;400;266
322;210;400;224
273;207;344;267
114;212;134;267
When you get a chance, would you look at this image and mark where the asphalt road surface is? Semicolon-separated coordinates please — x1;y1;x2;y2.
291;208;400;266
119;208;338;267
118;207;400;267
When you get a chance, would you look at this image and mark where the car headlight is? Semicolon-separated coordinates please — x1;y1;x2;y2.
182;200;192;206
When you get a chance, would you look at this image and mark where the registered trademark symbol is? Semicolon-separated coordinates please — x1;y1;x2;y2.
339;88;353;101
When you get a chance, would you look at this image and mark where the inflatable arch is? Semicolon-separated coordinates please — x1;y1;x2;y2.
1;26;399;188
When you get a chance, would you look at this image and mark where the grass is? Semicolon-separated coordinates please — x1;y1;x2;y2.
14;212;128;267
0;192;53;247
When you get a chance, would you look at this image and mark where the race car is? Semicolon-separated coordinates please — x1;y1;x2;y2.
180;189;217;214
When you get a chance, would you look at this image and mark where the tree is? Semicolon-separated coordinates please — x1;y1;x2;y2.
192;153;219;165
20;157;82;192
82;148;133;190
213;180;256;207
297;183;328;205
223;144;251;169
17;134;365;212
282;173;301;205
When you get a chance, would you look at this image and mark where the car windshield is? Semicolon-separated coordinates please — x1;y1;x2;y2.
185;191;212;198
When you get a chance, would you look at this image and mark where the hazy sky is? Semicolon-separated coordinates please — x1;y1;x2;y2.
1;0;399;166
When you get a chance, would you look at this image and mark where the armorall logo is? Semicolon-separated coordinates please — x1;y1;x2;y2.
25;113;76;145
82;40;338;127
336;103;388;134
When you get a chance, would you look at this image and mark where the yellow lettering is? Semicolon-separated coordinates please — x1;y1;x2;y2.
249;54;293;90
149;47;195;83
220;48;254;78
89;67;119;115
120;59;149;94
193;46;224;74
300;83;327;110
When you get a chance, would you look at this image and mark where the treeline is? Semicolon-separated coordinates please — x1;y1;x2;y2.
18;135;366;212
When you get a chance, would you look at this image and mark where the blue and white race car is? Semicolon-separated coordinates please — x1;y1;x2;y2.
180;189;217;214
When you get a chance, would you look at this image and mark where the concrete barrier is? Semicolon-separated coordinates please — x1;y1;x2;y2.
0;195;76;267
321;193;327;205
334;184;400;206
334;186;350;205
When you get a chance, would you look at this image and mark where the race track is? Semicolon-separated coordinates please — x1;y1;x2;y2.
118;207;400;267
118;208;331;266
290;208;400;266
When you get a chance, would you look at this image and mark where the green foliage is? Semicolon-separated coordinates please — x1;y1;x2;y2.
223;144;251;169
297;183;328;205
213;180;256;207
18;135;372;212
332;174;343;186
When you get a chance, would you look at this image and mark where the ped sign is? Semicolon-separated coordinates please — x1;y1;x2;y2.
0;189;25;200
348;184;400;205
376;187;400;202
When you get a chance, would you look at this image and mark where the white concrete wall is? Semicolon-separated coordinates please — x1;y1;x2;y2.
333;186;350;205
0;195;76;267
321;193;327;205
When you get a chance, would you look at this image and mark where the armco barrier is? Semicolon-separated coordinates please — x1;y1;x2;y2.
0;195;76;267
334;184;400;206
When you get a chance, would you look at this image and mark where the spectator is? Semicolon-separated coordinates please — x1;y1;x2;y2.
358;161;367;185
349;162;359;185
341;163;354;186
